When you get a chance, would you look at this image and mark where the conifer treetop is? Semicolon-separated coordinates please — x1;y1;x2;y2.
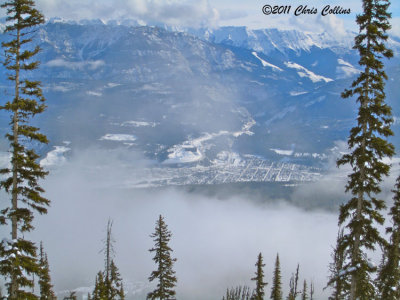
0;0;48;298
335;0;394;298
270;254;283;300
147;215;177;300
251;252;267;300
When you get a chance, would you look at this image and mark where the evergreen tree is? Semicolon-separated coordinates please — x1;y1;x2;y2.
109;260;125;300
91;220;124;300
334;0;394;298
251;253;267;300
376;177;400;299
301;281;308;300
38;242;55;300
147;215;177;300
326;229;350;300
119;282;125;300
0;0;49;298
270;254;283;300
222;286;253;300
309;282;314;300
287;264;300;300
92;271;107;300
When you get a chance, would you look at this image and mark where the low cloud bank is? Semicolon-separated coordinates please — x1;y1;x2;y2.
2;146;398;299
29;148;340;299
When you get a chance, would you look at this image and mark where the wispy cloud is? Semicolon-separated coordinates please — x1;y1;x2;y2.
35;0;219;28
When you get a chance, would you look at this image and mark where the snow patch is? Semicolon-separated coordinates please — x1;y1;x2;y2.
164;119;255;164
233;119;256;137
100;134;137;142
290;91;308;96
285;61;333;83
86;91;102;97
165;132;226;164
105;82;121;88
165;146;203;164
46;59;105;70
121;121;158;128
52;85;71;92
40;146;71;167
270;148;293;156
252;52;283;71
214;151;243;167
294;152;327;160
336;58;360;79
337;58;353;68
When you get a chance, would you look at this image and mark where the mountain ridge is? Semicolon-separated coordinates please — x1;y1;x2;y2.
0;20;398;187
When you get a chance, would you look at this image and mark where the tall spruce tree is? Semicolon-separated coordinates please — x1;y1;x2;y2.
147;215;177;300
376;177;400;299
38;242;55;300
251;253;267;300
334;0;394;298
270;254;282;300
0;0;49;299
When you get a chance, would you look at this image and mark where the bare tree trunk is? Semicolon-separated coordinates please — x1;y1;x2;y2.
106;219;112;300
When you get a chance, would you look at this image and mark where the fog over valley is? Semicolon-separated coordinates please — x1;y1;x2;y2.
0;3;399;299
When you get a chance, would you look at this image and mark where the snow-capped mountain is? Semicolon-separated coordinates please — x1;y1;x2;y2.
0;20;399;186
188;26;356;55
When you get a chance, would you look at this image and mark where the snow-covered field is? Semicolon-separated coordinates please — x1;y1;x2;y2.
165;120;255;164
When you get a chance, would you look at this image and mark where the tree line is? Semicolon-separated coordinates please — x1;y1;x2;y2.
0;0;399;299
222;253;314;300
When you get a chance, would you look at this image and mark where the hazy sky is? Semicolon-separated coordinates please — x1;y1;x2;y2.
13;0;399;35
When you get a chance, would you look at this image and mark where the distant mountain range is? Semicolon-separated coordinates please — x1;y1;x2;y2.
0;19;399;186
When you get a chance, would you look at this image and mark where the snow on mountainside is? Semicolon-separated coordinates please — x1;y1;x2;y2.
336;58;361;79
164;119;255;164
188;26;355;55
0;19;399;186
284;61;333;83
252;52;283;71
187;25;400;56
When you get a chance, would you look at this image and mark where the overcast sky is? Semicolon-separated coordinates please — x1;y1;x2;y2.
15;0;399;35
